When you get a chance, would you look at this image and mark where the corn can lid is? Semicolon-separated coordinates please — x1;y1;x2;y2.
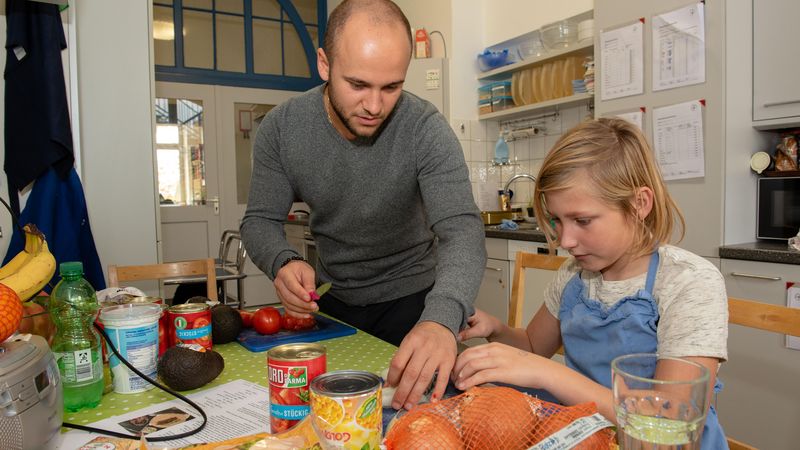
310;370;382;397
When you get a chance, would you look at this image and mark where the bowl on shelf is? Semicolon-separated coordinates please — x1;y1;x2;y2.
477;49;513;72
518;36;547;60
540;20;578;51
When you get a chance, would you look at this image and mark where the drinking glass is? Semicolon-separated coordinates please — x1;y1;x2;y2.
611;353;709;449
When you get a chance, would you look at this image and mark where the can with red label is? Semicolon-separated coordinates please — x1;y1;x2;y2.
168;303;212;351
267;342;327;433
122;296;168;356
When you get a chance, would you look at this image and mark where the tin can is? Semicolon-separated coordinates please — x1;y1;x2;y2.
168;303;212;351
310;370;382;450
121;296;168;356
267;343;327;433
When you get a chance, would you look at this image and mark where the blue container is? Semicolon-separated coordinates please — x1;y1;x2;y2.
477;49;512;72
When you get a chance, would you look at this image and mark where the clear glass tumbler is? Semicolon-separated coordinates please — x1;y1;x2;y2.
611;353;710;449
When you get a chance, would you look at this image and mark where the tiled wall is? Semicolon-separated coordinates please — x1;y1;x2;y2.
450;104;593;212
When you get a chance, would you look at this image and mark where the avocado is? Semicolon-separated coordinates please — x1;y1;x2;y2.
157;346;224;391
211;304;243;344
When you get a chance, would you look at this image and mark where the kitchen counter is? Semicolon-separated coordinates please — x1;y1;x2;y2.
484;226;547;243
719;241;800;265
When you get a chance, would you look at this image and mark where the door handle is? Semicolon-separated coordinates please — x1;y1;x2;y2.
209;196;219;215
485;266;502;272
763;99;800;108
730;272;781;281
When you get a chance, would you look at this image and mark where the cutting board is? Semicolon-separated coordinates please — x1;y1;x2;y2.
236;312;357;352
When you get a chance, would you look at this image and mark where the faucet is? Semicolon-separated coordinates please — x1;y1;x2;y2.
501;173;537;213
503;173;536;195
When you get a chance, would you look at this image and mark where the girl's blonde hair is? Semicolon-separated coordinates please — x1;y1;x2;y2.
532;117;685;258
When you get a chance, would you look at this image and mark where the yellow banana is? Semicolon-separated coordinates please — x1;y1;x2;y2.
0;225;57;301
0;234;35;278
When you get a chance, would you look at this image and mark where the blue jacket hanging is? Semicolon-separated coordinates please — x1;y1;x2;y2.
3;167;106;292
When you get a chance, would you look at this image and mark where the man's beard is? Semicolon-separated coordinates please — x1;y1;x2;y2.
328;88;387;146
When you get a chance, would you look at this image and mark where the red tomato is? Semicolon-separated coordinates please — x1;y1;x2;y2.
253;307;281;335
238;310;254;328
280;314;316;331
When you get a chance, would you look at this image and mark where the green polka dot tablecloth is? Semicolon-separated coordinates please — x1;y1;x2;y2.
63;330;397;426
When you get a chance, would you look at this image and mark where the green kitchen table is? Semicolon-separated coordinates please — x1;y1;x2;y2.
63;329;398;426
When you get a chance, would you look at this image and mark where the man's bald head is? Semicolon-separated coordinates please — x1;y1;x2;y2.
322;0;412;65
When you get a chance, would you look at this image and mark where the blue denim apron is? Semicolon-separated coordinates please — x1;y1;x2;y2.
558;251;727;449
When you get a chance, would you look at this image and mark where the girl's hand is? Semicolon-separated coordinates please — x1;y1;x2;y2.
452;342;554;390
458;309;502;341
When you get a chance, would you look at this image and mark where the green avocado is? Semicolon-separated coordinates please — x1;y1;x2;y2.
157;346;224;391
211;304;243;344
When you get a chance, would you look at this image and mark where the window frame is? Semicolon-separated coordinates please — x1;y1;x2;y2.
154;0;326;91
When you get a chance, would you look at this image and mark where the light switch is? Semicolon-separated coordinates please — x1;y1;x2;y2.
787;285;800;350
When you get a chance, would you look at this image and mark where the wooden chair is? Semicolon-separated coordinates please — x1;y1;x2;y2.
508;251;566;328
724;296;800;450
108;258;218;301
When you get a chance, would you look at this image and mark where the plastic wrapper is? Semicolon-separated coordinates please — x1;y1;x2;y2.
774;135;799;171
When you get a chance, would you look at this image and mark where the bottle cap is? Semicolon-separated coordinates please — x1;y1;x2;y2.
59;261;84;276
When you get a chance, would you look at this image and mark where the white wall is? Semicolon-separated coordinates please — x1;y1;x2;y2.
74;1;159;273
481;0;592;45
394;0;452;60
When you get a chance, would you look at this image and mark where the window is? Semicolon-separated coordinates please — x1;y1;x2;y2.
153;0;326;91
155;97;206;206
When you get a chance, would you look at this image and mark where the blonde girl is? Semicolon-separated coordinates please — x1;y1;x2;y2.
454;118;728;449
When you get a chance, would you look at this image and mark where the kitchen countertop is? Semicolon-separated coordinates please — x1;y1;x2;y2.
291;220;800;265
484;226;547;243
718;241;800;265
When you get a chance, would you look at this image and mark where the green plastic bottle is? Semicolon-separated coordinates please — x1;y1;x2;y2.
50;261;104;412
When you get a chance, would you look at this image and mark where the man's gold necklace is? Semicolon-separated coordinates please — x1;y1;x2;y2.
323;89;335;127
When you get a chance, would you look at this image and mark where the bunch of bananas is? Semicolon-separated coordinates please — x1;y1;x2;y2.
0;224;56;301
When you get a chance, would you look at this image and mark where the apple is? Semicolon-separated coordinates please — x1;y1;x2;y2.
18;301;55;345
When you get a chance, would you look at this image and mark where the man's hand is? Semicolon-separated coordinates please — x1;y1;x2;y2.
273;260;317;318
385;321;456;410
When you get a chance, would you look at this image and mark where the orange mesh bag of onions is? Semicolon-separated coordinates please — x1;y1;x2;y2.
384;386;616;450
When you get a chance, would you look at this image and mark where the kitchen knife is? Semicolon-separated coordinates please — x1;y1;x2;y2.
309;282;332;301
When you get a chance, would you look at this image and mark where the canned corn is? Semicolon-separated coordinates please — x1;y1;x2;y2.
310;370;382;450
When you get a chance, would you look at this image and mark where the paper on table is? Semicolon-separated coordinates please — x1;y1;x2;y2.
600;20;644;100
652;100;705;181
58;379;270;449
652;2;706;91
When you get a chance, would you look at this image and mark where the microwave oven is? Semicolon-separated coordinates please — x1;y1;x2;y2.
757;176;800;240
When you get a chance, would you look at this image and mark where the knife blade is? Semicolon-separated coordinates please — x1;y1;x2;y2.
309;282;332;301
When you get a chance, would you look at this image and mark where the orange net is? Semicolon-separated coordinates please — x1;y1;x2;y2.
384;386;616;450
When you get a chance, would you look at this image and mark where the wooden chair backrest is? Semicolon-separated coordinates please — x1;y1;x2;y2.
108;258;217;301
509;251;566;328
724;297;800;450
728;296;800;337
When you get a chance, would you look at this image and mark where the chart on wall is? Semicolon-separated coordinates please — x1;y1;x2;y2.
651;3;706;91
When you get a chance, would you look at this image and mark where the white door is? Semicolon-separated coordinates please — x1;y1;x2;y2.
214;85;297;307
155;82;221;264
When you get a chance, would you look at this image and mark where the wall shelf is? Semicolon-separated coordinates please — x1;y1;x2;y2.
478;41;594;82
479;92;593;121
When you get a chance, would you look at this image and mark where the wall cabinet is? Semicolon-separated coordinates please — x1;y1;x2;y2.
719;258;800;449
752;0;800;128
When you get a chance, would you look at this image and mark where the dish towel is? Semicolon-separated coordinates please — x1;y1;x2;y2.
498;219;519;230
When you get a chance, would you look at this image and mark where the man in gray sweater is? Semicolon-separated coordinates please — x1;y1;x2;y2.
240;0;485;410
